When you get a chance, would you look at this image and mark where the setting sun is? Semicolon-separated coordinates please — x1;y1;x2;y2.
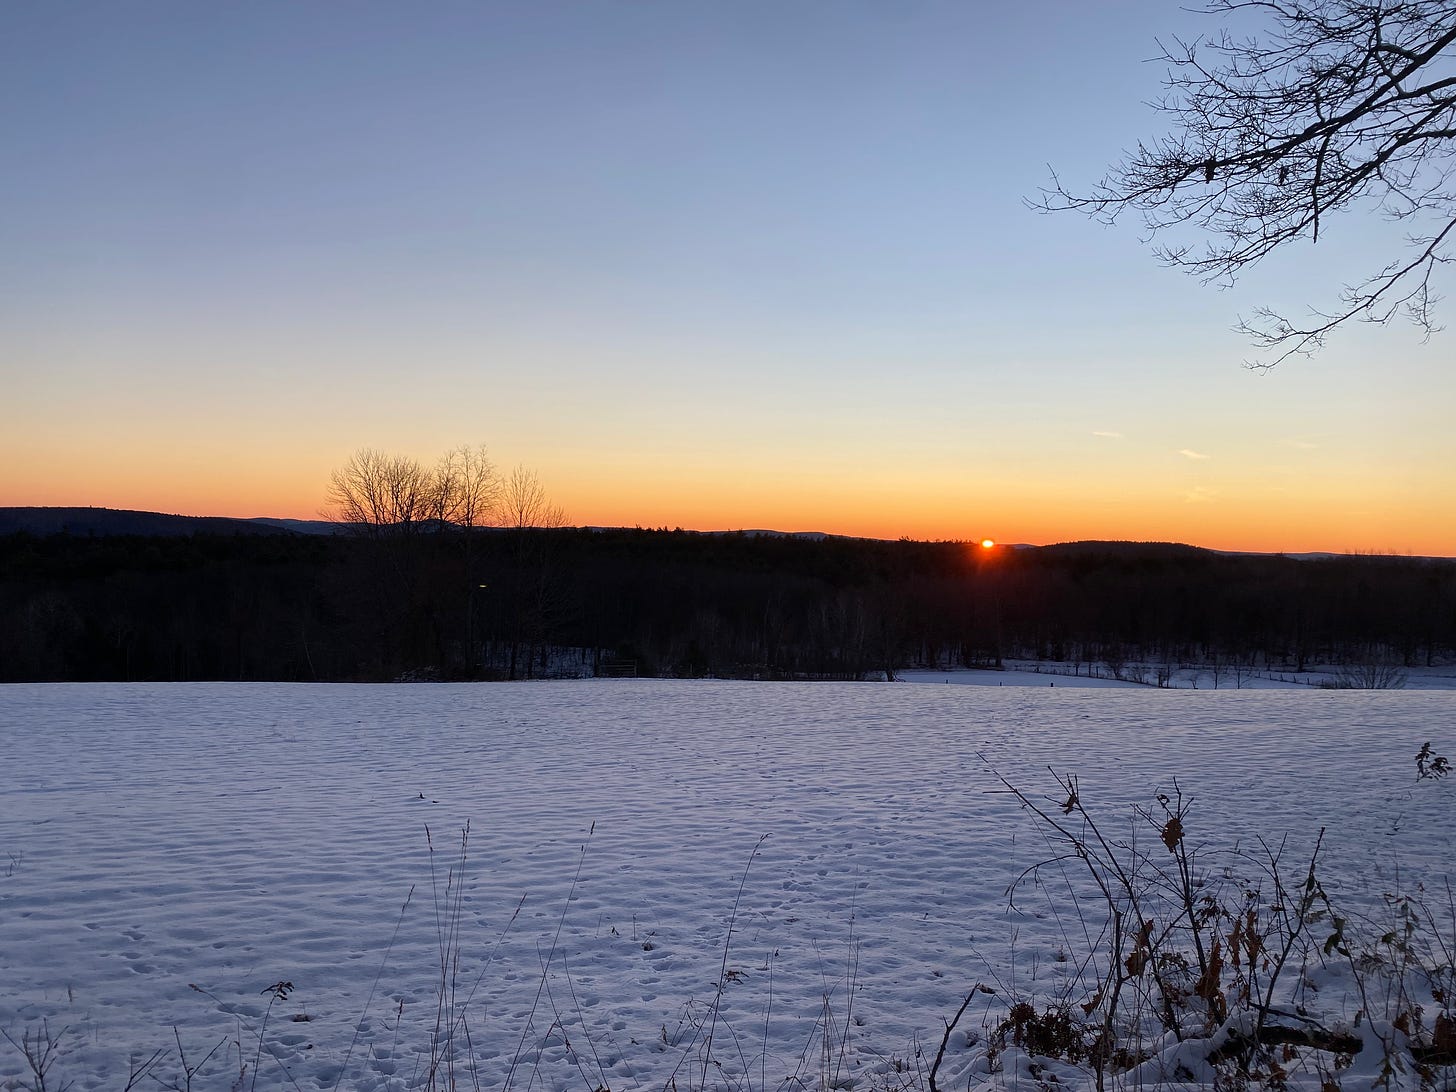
981;539;996;549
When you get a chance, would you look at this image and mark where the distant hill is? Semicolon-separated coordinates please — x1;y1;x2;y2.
0;507;328;537
1;511;839;541
1036;540;1219;561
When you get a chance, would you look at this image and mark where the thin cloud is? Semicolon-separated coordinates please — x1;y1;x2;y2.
1178;448;1211;460
1182;486;1218;504
1092;430;1124;439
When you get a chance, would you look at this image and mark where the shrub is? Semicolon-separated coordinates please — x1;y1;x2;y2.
932;768;1456;1092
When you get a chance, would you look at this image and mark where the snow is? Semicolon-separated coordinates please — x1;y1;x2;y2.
900;660;1456;690
0;680;1452;1091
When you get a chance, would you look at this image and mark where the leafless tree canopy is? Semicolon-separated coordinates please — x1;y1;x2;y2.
500;465;567;531
1037;0;1456;365
327;447;566;535
326;448;435;535
431;444;499;530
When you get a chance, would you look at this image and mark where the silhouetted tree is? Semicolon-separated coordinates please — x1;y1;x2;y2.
326;448;435;535
1037;0;1456;365
495;466;569;679
431;444;499;530
430;444;499;674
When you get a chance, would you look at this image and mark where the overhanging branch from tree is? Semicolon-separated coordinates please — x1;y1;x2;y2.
1034;0;1456;366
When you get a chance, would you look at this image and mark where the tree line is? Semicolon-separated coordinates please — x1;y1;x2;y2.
3;444;1451;683
3;518;1452;684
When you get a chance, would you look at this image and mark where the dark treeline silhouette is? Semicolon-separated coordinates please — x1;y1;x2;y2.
2;527;1452;683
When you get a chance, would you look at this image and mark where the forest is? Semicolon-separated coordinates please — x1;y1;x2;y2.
2;519;1452;684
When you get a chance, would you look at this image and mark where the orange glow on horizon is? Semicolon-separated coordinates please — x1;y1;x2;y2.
4;446;1454;557
4;483;1454;557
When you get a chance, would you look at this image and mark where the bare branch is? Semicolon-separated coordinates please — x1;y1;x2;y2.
326;448;433;536
1034;0;1456;364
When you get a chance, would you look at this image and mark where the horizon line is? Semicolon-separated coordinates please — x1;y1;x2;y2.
1;503;1450;561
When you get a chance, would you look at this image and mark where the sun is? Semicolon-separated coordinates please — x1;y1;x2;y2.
980;539;996;549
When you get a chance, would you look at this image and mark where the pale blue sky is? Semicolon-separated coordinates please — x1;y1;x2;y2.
3;2;1451;551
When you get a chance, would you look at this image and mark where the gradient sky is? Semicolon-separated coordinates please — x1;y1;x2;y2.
4;2;1453;554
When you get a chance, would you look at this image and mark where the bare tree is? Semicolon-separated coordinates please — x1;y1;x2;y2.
496;466;569;679
324;449;568;678
324;448;441;676
326;447;434;535
431;444;499;530
499;465;567;531
431;445;498;675
1036;0;1456;366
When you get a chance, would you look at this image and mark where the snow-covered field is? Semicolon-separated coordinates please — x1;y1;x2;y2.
1;680;1451;1091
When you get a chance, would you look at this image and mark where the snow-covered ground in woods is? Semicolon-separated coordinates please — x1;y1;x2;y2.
899;660;1456;690
1;680;1452;1091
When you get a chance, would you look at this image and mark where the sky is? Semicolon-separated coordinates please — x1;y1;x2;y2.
3;1;1453;554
